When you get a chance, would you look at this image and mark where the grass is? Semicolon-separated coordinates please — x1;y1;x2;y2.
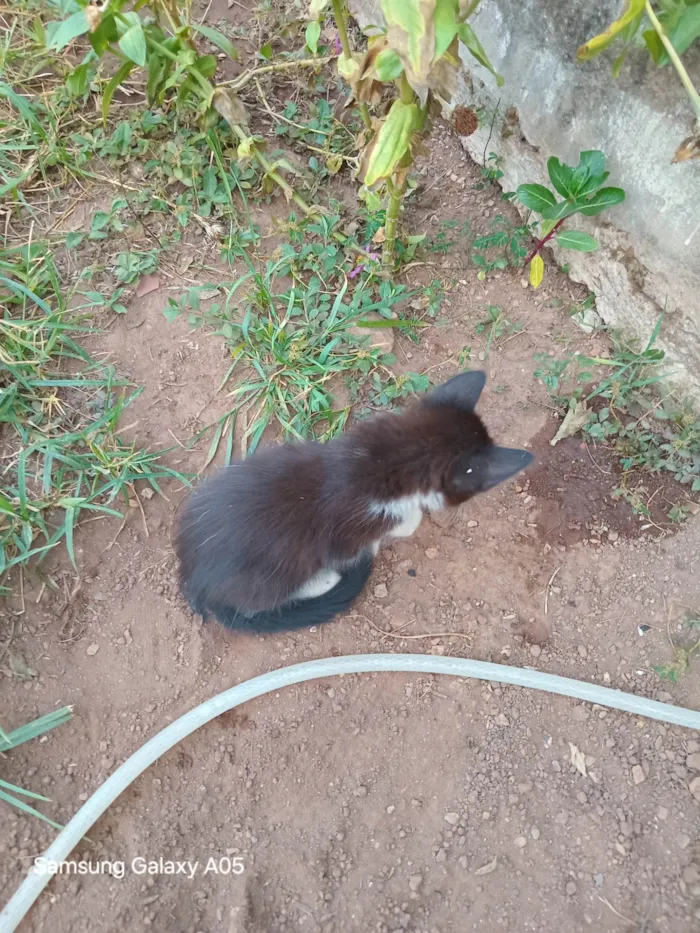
653;609;700;683
0;707;73;829
535;318;700;520
1;251;189;583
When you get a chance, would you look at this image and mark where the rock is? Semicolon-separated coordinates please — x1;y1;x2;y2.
374;584;388;599
530;826;540;840
565;880;577;896
467;520;478;528
86;644;99;656
514;836;527;848
686;752;700;771
607;529;619;542
689;775;700;802
677;833;691;850
444;812;460;825
577;644;588;659
631;765;646;785
495;713;509;727
353;785;368;798
571;705;589;721
529;644;541;658
409;873;423;892
425;547;439;559
683;864;700;885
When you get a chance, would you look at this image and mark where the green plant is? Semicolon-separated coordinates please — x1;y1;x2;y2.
310;0;501;270
578;1;700;159
515;150;626;287
475;305;521;357
535;318;700;516
653;609;700;682
471;214;531;278
1;259;188;579
0;707;73;828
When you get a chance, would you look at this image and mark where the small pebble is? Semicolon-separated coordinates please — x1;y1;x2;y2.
425;547;438;559
444;812;460;825
467;520;478;528
86;644;99;656
686;752;700;771
577;644;588;659
565;880;577;896
530;826;540;840
689;775;700;802
632;765;646;785
529;645;541;658
409;874;423;892
514;836;527;849
374;584;388;599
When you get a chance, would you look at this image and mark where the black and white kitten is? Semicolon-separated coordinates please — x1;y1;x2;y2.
176;371;532;633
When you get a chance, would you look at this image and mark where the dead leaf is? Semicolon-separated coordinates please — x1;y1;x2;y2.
672;134;700;163
8;650;37;680
551;400;592;446
211;88;249;127
474;855;498;876
569;742;587;777
372;226;386;245
134;274;160;298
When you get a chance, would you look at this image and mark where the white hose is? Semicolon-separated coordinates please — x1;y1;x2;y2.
3;652;700;931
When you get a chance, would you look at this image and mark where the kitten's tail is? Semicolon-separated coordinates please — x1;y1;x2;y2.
202;551;374;633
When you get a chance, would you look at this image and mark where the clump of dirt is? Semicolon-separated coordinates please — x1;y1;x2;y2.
526;418;685;546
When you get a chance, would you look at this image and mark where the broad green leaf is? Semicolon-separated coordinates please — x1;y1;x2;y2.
577;0;645;60
119;22;147;66
529;254;544;288
146;50;173;105
66;61;91;97
47;10;90;50
539;218;558;236
576;186;626;216
642;28;665;63
309;0;330;15
547;157;574;198
576;150;606;180
305;20;321;54
434;0;460;61
191;23;239;60
555;231;599;251
363;99;419;186
374;47;404;81
457;22;504;86
540;199;581;222
516;183;556;213
102;60;134;123
380;0;436;98
89;15;118;55
654;7;700;65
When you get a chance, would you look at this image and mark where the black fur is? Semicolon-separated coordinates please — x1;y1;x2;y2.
198;550;374;633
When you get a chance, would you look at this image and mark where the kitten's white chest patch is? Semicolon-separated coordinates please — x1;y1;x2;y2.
368;490;446;522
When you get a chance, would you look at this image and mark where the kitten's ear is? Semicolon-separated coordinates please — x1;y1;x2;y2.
424;371;486;412
454;445;534;494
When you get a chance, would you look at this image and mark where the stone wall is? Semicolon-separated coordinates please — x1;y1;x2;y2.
351;1;700;399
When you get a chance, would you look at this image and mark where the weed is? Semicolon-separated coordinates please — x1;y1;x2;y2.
0;707;73;828
1;254;188;581
475;305;522;358
472;214;531;279
535;319;700;518
653;610;700;683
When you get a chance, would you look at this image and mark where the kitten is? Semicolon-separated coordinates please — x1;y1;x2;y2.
176;371;533;633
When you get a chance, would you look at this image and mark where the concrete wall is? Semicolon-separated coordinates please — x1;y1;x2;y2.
352;1;700;399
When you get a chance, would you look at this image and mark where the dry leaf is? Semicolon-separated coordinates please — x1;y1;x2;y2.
8;650;37;680
211;88;249;127
372;226;386;244
475;855;498;876
134;274;160;298
551;400;592;446
672;134;700;163
569;742;587;777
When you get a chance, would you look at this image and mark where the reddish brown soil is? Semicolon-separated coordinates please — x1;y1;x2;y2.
2;47;700;933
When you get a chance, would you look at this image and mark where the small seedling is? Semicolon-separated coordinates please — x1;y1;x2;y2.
516;150;625;288
475;305;521;357
653;611;700;683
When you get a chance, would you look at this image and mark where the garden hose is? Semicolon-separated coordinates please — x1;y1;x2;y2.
3;652;700;932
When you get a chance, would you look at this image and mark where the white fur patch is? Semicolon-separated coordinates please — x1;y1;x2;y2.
291;569;341;600
368;491;446;521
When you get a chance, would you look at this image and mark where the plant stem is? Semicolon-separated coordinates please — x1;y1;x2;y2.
220;57;332;91
398;74;415;105
330;0;372;130
383;175;407;272
645;0;700;120
230;124;318;217
524;218;565;266
462;0;482;18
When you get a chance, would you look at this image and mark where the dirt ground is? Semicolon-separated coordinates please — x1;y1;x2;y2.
2;66;700;933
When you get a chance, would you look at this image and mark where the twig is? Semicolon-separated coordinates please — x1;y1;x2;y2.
584;441;611;475
596;895;634;925
544;566;561;615
219;57;332;93
364;617;471;644
645;1;700;120
482;97;501;167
